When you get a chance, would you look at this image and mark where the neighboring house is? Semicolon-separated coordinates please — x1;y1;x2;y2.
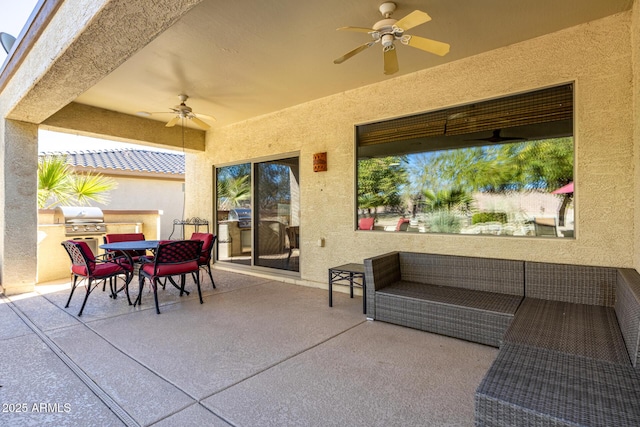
40;148;185;239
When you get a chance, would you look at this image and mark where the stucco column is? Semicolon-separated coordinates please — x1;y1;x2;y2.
0;119;38;295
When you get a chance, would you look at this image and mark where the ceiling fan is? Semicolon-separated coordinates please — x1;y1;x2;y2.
136;94;214;130
469;129;527;143
334;2;450;75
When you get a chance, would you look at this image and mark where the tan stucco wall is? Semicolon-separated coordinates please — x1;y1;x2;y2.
633;1;640;271
0;120;38;294
190;12;635;287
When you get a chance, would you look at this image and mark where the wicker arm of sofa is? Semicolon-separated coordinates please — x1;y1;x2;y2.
364;252;401;319
616;268;640;369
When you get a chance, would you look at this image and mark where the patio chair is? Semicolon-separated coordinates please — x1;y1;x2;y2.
190;232;217;289
136;240;203;314
358;217;375;230
285;226;299;267
103;233;147;262
533;217;560;237
61;240;132;316
395;218;410;231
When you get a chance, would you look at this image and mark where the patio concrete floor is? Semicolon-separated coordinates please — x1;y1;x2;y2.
1;269;497;426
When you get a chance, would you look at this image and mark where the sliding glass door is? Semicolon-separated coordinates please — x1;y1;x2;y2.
216;163;252;265
216;156;300;273
254;157;300;272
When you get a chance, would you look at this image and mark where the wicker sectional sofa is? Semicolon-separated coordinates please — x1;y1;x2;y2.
363;252;525;347
363;253;640;426
476;263;640;426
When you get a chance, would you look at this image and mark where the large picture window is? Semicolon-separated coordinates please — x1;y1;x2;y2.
356;84;574;238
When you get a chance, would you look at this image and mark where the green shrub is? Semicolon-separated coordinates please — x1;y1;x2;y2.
429;210;462;233
472;212;507;224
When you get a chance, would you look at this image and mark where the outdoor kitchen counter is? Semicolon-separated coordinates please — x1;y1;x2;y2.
36;222;142;283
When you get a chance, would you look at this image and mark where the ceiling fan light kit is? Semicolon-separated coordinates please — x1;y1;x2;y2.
334;2;450;75
136;94;213;130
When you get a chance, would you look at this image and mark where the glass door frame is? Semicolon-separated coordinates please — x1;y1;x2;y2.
214;151;301;277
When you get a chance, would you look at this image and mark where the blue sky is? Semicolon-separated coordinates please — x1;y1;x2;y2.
1;1;177;153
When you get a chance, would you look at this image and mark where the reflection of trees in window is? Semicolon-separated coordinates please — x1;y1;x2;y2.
257;163;291;212
357;156;408;214
357;138;574;235
217;164;251;210
413;138;574;226
414;138;573;193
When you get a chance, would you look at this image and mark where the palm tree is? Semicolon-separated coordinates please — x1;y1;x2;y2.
217;174;250;210
38;155;117;209
423;187;474;213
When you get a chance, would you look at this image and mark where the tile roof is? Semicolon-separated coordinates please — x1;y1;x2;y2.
39;149;185;175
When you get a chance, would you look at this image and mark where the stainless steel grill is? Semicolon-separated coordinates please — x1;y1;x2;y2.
229;208;251;229
54;206;106;236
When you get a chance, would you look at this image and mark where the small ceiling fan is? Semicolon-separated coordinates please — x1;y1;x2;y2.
334;2;450;75
136;94;214;130
468;129;527;143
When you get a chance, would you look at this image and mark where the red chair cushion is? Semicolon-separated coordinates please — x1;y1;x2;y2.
141;260;198;277
190;233;214;265
105;233;147;258
75;241;95;261
191;233;213;250
72;262;123;277
358;217;375;230
105;233;145;243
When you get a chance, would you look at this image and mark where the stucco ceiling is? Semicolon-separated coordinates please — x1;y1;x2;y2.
74;0;633;130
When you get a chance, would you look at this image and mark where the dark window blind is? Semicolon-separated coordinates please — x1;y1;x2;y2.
357;84;573;146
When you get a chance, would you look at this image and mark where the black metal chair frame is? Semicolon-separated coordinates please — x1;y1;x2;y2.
135;240;204;314
61;240;132;316
191;233;217;289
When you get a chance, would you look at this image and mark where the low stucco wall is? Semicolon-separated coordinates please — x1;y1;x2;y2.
190;11;636;287
37;209;159;283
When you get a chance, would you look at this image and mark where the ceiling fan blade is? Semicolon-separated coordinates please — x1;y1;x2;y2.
465;130;526;143
405;35;450;56
137;111;174;117
394;10;431;31
383;47;399;75
190;116;211;130
334;42;375;64
195;113;216;121
337;26;375;33
165;116;180;128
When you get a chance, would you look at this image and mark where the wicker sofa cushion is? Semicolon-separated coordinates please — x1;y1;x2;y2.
399;252;524;296
476;342;640;427
524;262;617;306
504;298;630;365
377;281;522;315
376;281;523;347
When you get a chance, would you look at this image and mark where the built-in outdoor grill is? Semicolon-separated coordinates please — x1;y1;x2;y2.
229;208;251;229
54;206;107;235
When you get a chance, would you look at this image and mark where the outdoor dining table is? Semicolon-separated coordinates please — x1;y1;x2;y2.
100;239;162;255
99;240;162;300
